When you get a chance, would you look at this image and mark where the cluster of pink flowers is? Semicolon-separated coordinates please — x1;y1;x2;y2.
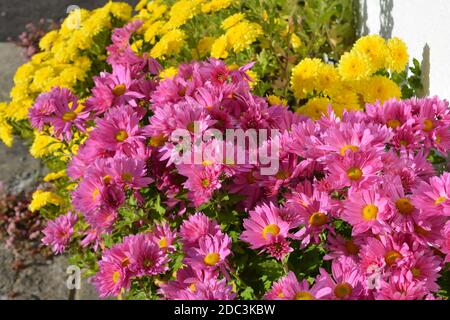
36;21;450;300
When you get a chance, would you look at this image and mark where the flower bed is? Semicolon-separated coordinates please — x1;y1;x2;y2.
0;0;449;300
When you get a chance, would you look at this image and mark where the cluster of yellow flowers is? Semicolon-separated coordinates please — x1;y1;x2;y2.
0;2;133;148
136;0;261;60
291;35;409;119
29;189;63;212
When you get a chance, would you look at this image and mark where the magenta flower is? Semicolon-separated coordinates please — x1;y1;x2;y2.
42;212;77;254
184;232;231;271
265;271;331;300
412;172;450;217
89;105;147;156
85;64;144;114
126;233;169;277
29;87;89;140
109;154;153;189
342;187;391;235
241;203;291;250
179;212;221;249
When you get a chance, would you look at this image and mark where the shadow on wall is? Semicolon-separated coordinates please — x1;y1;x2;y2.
379;0;394;39
356;0;369;36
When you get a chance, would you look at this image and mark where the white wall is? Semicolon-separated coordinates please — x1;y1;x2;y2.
358;0;450;99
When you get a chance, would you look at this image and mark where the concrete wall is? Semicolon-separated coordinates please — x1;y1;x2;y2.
358;0;450;99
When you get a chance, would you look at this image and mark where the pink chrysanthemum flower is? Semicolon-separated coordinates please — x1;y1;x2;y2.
316;256;365;300
326;151;382;190
383;175;420;233
342;187;391;235
179;212;221;249
286;185;336;247
177;277;236;300
324;234;363;261
241;203;291;250
185;232;231;271
29;91;55;130
177;164;222;207
109;154;153;189
93;242;132;298
89;105;147;156
42;212;77;254
126;233;169;277
265;271;331;300
158;266;218;300
359;235;412;279
375;279;427;300
402;250;442;293
85;64;144;114
412;172;450;217
29;87;89;140
440;220;450;263
150;222;177;253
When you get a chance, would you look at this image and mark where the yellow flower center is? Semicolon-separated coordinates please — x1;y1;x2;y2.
121;257;129;268
158;237;168;248
334;283;353;299
347;167;363;181
412;267;421;277
435;135;442;144
150;134;167;147
275;169;290;180
103;175;112;184
115;130;128;142
203;252;220;266
122;173;133;182
423;119;434;132
277;292;285;298
112;84;127;96
62;111;77;122
112;271;120;284
345;240;360;255
295;292;315;300
362;204;378;221
92;188;100;201
387;119;401;129
202;159;214;166
395;198;414;215
435;196;447;205
309;212;328;226
262;224;280;240
340;145;359;156
201;178;210;188
189;283;196;292
384;250;402;266
187;122;195;133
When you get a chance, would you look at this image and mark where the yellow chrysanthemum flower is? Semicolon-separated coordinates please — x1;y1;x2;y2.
225;21;263;53
221;13;245;30
296;97;331;120
362;76;402;104
44;170;66;182
211;35;229;59
290;58;324;99
267;95;288;107
338;51;373;81
353;35;388;71
29;190;63;212
202;0;235;13
160;67;179;79
30;132;63;158
150;29;186;59
316;64;340;93
194;37;216;58
387;37;409;73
